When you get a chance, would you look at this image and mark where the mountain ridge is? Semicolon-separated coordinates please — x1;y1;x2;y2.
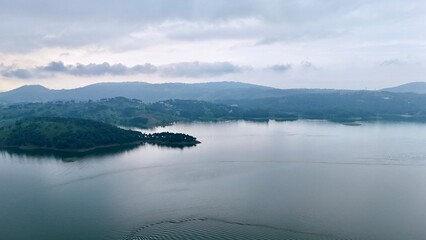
382;82;426;94
0;81;337;103
2;81;424;104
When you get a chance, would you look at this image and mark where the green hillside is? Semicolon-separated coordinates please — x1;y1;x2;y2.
0;117;145;151
0;97;250;128
0;117;200;151
4;91;426;129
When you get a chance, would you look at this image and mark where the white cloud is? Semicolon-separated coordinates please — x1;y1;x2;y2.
0;61;249;79
0;0;424;90
266;64;292;73
0;0;423;52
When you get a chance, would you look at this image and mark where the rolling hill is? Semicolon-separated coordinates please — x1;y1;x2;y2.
0;117;200;151
382;82;426;94
0;81;337;103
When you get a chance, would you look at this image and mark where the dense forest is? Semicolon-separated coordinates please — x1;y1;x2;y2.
0;97;259;128
0;117;199;151
218;91;426;122
145;132;200;147
2;90;426;130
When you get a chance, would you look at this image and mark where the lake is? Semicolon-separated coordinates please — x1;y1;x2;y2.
1;120;426;240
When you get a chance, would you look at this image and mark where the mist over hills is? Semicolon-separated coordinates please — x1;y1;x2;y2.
382;82;426;94
1;81;426;122
0;81;341;103
2;81;426;124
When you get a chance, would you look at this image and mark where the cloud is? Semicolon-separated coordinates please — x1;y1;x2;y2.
0;61;247;79
160;62;246;78
0;0;425;90
2;69;33;79
42;61;68;72
301;61;314;68
380;59;404;66
64;62;156;76
0;0;423;52
266;64;292;72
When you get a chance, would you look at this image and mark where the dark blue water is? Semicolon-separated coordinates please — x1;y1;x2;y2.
1;120;426;240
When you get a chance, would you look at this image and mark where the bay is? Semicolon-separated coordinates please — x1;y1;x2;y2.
1;120;426;240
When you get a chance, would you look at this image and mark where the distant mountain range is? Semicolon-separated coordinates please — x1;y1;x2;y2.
382;82;426;94
3;81;426;124
0;81;339;103
0;81;425;104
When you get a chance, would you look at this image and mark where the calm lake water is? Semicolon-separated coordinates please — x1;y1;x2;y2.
1;120;426;240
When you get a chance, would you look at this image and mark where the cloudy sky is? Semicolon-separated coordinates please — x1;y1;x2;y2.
0;0;425;91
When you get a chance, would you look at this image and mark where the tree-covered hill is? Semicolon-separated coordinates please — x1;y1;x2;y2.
3;90;426;129
0;81;293;103
0;97;250;128
218;91;426;122
0;117;145;150
0;117;200;151
382;82;426;94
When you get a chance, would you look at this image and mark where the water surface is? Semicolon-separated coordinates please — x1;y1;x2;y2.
1;120;426;240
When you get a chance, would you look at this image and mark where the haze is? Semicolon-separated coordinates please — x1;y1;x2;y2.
0;0;425;91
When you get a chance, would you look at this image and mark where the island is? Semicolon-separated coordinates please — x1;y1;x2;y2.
0;117;200;152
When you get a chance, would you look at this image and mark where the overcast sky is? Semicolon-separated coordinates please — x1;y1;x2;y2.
0;0;425;91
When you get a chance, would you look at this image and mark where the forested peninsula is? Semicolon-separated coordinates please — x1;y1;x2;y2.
0;117;200;152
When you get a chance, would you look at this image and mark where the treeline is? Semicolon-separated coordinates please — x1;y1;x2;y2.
218;91;426;122
0;117;144;150
0;97;271;128
145;132;200;147
0;117;200;151
0;97;156;128
3;91;426;129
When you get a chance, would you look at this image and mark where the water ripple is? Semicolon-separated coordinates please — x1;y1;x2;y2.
46;159;426;189
121;217;346;240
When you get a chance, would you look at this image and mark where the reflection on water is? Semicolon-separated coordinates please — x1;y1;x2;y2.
0;144;141;161
1;120;426;240
0;142;196;162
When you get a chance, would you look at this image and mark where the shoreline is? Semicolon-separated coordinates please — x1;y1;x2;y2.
0;141;145;153
0;139;201;153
